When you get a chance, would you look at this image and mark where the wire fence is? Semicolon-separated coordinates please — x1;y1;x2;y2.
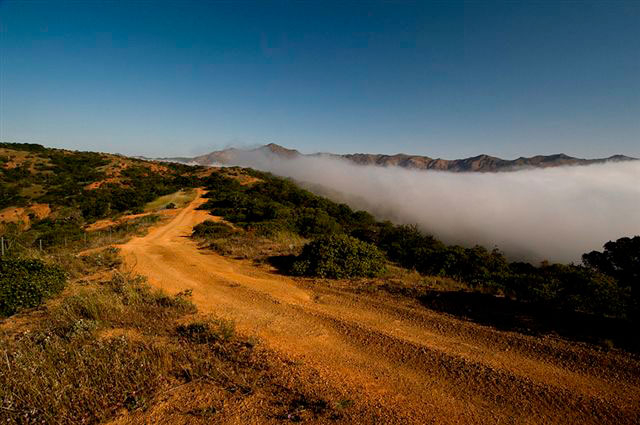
0;230;107;257
0;215;160;258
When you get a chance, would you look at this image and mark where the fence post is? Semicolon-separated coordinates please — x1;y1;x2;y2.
1;237;3;256
40;239;43;251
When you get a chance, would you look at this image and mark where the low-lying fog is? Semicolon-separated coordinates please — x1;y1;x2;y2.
212;151;640;263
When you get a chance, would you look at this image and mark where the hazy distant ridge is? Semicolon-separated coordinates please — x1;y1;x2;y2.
165;143;636;172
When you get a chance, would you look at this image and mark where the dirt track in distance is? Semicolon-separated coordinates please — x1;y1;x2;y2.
118;189;640;424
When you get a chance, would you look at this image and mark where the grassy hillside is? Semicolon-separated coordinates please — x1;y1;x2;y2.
0;142;207;254
0;142;202;219
0;142;207;315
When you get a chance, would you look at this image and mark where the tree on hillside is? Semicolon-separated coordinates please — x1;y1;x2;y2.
583;236;640;316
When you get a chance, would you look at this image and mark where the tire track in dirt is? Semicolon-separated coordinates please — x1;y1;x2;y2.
118;190;640;424
306;308;637;423
309;285;640;387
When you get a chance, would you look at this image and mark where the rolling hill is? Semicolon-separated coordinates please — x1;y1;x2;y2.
2;141;640;424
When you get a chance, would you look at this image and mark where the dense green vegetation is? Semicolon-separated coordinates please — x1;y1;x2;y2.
0;258;67;316
0;142;47;152
199;169;637;320
199;171;364;238
291;234;386;278
583;236;640;318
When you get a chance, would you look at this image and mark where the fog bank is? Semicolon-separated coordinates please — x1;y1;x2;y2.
213;152;640;263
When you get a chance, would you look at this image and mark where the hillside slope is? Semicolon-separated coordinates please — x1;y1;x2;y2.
0;142;203;228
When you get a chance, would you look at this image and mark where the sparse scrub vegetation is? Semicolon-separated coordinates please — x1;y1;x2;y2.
1;273;197;424
0;212;162;264
80;246;122;269
0;208;162;317
192;215;306;261
176;319;235;344
207;230;305;261
1;143;202;223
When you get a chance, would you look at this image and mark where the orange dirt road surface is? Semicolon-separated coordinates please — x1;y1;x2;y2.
118;189;640;424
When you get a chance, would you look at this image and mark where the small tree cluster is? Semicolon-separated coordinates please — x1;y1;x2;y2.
582;236;640;318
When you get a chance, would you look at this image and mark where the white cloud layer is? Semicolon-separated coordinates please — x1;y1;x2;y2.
214;152;640;263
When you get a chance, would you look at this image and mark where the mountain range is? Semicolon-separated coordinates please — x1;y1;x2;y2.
158;143;636;172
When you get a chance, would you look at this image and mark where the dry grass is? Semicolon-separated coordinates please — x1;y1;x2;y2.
202;229;307;262
1;237;344;425
144;189;197;212
0;270;343;424
0;272;197;424
84;214;163;246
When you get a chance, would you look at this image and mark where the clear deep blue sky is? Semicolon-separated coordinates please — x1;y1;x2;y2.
1;1;638;158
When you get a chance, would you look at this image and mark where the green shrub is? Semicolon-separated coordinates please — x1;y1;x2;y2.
0;182;25;209
291;234;386;279
176;320;235;343
192;220;235;239
0;258;67;316
503;262;627;316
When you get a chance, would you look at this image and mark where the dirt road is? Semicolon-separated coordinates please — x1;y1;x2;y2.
119;190;640;424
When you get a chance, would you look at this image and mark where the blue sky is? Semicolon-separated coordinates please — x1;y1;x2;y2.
1;1;638;158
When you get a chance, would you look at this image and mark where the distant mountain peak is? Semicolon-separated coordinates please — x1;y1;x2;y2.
607;154;635;161
259;143;300;157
